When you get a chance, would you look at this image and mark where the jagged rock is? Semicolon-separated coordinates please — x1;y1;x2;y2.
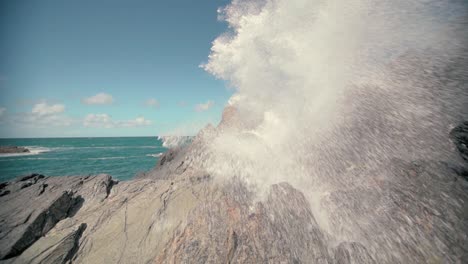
0;174;114;260
136;145;191;180
12;223;87;264
156;181;331;263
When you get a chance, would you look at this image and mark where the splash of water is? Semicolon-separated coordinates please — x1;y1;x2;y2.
196;0;468;262
157;135;192;149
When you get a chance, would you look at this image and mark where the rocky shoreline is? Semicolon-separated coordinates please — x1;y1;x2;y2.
0;121;466;263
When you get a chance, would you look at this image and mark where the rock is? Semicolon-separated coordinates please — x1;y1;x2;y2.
0;174;114;260
12;223;87;264
0;122;467;263
0;190;75;259
136;145;191;180
334;242;375;264
0;146;29;154
450;121;468;161
155;181;331;263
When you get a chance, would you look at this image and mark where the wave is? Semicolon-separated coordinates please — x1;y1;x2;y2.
146;153;163;158
51;146;162;151
86;156;128;160
0;157;69;161
86;155;150;160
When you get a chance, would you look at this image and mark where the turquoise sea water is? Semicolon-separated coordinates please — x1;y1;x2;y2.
0;137;167;182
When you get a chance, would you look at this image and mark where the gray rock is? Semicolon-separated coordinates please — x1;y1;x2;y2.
0;122;467;263
334;242;375;264
12;223;86;264
451;121;468;162
0;146;29;154
156;181;331;263
0;174;115;261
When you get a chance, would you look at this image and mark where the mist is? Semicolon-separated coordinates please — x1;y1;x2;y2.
196;0;467;262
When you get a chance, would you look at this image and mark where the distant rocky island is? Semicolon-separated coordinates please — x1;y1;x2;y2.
0;146;30;154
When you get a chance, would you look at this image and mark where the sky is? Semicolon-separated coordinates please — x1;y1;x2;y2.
0;0;233;138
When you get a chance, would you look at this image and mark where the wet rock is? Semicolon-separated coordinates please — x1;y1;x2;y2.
1;124;467;263
450;121;468;161
155;181;331;263
334;242;375;264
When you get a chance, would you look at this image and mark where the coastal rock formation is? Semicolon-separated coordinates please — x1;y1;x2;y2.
0;122;467;263
0;146;29;154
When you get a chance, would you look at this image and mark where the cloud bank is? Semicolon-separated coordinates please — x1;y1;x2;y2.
83;113;152;128
4;102;74;128
31;103;65;116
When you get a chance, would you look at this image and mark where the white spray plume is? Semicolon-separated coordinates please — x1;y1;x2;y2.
201;0;467;188
197;0;467;262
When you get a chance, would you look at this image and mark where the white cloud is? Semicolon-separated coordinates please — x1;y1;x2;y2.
83;114;152;128
7;103;72;127
119;116;152;127
32;103;65;116
195;100;214;112
83;113;114;128
145;98;159;108
81;93;114;105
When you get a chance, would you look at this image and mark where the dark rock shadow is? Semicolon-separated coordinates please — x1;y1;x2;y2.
67;196;85;218
63;223;87;263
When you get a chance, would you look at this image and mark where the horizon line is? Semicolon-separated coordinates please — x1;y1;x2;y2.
0;135;194;140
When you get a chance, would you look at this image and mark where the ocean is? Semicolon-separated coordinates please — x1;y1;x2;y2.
0;137;167;182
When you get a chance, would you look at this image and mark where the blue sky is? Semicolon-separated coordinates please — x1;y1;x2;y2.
0;0;233;138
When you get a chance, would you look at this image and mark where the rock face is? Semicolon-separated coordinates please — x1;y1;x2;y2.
0;123;467;263
0;174;116;261
451;121;468;161
0;146;29;154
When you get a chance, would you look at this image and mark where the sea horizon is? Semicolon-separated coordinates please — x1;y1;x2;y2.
0;135;192;139
0;137;183;182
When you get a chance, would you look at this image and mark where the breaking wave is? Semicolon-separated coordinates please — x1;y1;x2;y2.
157;135;192;148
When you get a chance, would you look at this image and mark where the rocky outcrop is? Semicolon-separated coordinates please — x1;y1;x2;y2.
0;146;29;154
0;121;467;263
12;223;87;264
156;182;331;263
0;174;117;262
